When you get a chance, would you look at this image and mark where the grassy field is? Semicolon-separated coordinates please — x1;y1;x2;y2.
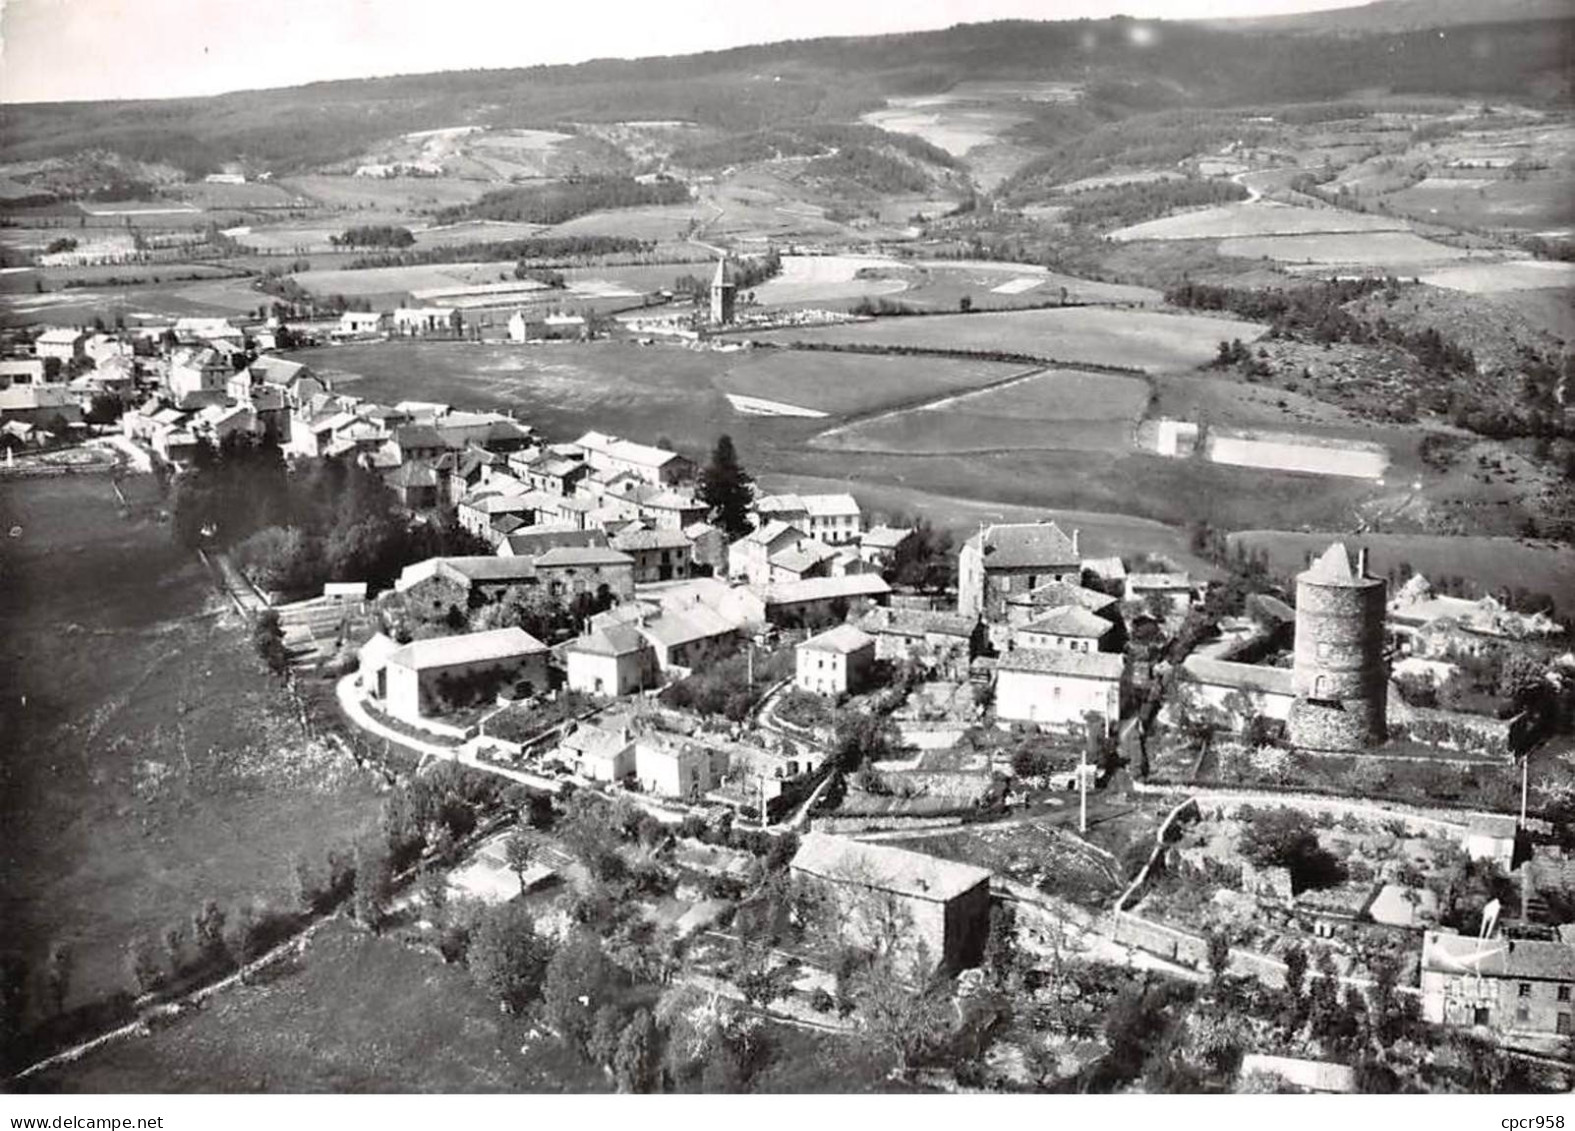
714;348;1021;416
0;475;385;1018
1418;260;1575;294
1109;201;1408;242
288;261;529;299
1377;174;1575;233
1229;529;1575;611
745;306;1265;372
279;174;492;211
545;204;703;242
296;339;1023;432
1218;230;1475;266
30;921;612;1093
815;368;1148;455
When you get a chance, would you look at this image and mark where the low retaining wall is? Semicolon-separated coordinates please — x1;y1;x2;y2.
812;814;966;835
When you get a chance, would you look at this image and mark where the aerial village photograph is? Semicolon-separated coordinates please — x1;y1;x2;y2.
0;0;1573;1121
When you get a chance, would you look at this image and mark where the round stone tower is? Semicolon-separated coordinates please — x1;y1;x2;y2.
1288;542;1388;753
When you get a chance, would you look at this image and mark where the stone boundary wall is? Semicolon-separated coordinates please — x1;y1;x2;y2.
1132;778;1527;828
811;813;966;835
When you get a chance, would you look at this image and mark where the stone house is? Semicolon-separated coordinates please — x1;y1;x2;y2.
1420;931;1574;1038
957;521;1082;622
789;832;991;971
994;648;1124;733
563;625;657;698
380;627;549;722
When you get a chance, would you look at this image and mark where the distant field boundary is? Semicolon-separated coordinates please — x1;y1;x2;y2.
747;336;1150;377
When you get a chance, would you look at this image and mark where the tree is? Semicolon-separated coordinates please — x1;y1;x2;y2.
613;1009;661;1093
542;931;617;1050
467;901;550;1013
504;829;534;894
193;902;229;968
43;941;73;1017
958;295;973;313
420;865;449;922
699;434;754;539
1282;943;1308;1003
850;945;952;1076
123;936;164;997
1206;930;1232;984
832;710;900;773
353;843;394;932
588;1003;625;1070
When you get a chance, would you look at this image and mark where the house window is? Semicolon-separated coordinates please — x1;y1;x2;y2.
1515;1005;1530;1024
1559;1014;1572;1036
1474;1007;1490;1026
1559;986;1571;1003
1519;982;1532;997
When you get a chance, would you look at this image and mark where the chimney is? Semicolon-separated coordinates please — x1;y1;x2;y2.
1072;528;1081;558
1357;547;1369;578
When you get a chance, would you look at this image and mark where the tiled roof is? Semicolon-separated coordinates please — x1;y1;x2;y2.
742;519;802;547
971;522;1079;569
997;648;1124;681
535;546;634;569
791;832;990;903
567;625;650;658
612;527;692;553
861;525;914;550
1020;606;1114;639
638;605;738;648
769;540;838;575
573;430;684;470
1010;579;1118;613
766;574;890;605
1127;572;1192;591
1423;931;1575;981
800;623;875;654
860;606;976;639
388;627;546;671
1179;655;1294;697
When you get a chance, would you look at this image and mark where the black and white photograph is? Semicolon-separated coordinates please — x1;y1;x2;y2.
1;0;1572;1114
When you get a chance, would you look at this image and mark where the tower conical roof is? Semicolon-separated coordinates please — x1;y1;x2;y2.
1299;541;1377;587
712;256;733;288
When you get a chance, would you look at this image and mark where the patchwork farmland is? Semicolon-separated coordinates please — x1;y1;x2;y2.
743;306;1266;372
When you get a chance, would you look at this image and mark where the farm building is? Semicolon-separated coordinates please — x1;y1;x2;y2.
1011;605;1114;654
380;627;550;722
337;310;388;336
1420;931;1574;1038
995;648;1124;734
1169;654;1295;730
859;525;914;567
795;623;877;697
572;430;694;486
789;832;991;971
1124;572;1196;618
167;347;232;409
958;521;1081;622
859;606;980;676
752;493;863;546
558;719;638;782
635;731;729;801
33;328;86;363
611;526;695;583
393;306;463;336
730;520;811;587
765;574;891;627
564;625;657;698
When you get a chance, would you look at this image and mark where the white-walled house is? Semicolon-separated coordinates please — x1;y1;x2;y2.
795;623;876;697
995;648;1124;733
563;625;658;698
380;627;549;723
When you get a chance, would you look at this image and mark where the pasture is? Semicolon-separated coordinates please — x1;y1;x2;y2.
1418;259;1575;294
1229;529;1575;613
814;368;1148;456
1218;231;1475;266
745;306;1265;372
545;203;702;242
1108;201;1408;242
0;475;385;1012
279;173;492;211
714;349;1020;417
750;254;911;306
287;261;523;299
32;921;612;1092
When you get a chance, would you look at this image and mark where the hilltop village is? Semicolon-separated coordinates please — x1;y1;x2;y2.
3;287;1573;1095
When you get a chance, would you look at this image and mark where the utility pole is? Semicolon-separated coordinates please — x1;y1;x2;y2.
1079;741;1088;836
1520;754;1529;825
